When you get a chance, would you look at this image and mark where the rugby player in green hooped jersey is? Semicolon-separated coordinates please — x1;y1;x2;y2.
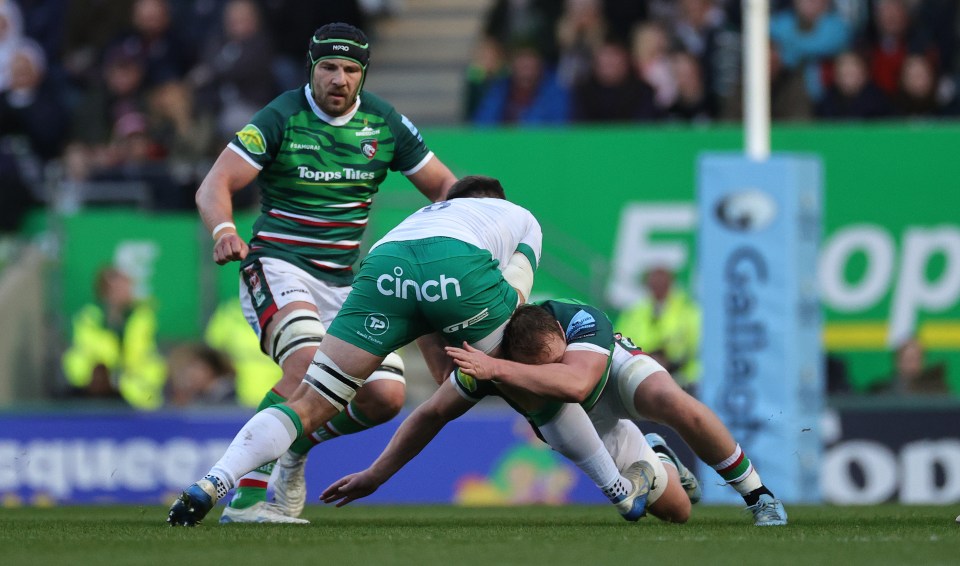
193;22;457;524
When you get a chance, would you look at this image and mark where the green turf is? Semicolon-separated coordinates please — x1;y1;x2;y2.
0;504;956;566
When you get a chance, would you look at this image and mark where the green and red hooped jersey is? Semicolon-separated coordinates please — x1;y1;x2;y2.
453;299;616;426
229;85;434;286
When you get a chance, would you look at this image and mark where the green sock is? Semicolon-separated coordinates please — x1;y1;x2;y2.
228;390;286;509
289;402;379;456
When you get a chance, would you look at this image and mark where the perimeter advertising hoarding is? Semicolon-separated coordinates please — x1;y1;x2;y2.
2;408;956;506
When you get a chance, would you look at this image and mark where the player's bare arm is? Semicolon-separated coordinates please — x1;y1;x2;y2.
321;381;472;506
445;342;606;403
407;155;457;202
195;148;259;265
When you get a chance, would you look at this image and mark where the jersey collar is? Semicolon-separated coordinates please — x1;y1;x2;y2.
304;84;360;126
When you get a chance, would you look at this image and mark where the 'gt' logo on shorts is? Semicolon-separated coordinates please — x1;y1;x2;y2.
364;313;389;336
443;308;489;334
377;267;461;302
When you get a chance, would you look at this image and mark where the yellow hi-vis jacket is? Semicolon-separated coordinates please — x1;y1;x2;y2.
204;300;281;408
62;302;167;409
614;290;702;386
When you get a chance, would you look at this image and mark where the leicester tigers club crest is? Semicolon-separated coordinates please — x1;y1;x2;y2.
360;138;377;159
244;266;266;307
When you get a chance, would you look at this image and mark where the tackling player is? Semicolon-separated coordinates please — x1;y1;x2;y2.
170;176;653;526
320;299;699;523
447;300;789;527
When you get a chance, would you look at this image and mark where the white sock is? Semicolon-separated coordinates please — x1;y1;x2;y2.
207;407;300;490
538;404;630;501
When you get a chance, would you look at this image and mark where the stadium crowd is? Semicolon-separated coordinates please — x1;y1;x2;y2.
1;0;959;217
466;0;960;124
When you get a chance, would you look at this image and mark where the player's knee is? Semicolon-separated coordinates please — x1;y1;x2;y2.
302;351;363;415
356;380;405;422
358;352;406;421
268;309;325;366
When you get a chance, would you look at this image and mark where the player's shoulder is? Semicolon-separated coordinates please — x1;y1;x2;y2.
261;88;311;118
358;91;398;118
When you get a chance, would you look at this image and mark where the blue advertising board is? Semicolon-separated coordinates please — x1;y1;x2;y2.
697;154;824;504
0;409;606;507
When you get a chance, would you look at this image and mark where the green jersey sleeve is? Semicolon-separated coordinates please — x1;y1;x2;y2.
229;92;295;169
384;107;432;174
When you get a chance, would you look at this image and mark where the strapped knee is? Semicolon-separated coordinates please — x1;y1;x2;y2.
366;351;406;384
303;351;363;412
267;309;325;366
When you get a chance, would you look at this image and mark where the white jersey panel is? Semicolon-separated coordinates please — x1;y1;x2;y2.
371;198;543;269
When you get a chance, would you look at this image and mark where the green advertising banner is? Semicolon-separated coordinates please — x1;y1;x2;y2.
58;124;960;392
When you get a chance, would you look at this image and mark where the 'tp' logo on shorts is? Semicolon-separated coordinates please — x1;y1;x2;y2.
364;313;389;336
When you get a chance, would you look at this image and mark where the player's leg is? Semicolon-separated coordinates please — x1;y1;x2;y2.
276;357;405;517
618;356;787;526
592;415;690;523
225;260;408;522
220;258;327;522
169;338;379;526
498;383;653;522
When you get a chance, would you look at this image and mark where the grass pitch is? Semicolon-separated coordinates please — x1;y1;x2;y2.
0;504;955;566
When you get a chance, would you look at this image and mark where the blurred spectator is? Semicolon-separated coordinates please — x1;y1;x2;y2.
913;0;958;76
472;44;570;125
614;266;702;394
602;0;648;44
62;0;134;89
815;50;892;120
147;80;214;163
0;38;69;161
861;0;938;97
87;111;191;209
15;0;64;66
166;343;236;408
68;40;149;154
107;0;194;89
666;49;717;122
666;0;728;108
61;266;167;409
555;0;607;87
870;336;949;395
571;38;658;122
722;41;813;122
204;298;282;408
463;37;507;122
0;0;24;92
892;53;950;117
631;21;678;111
482;0;564;62
259;0;368;92
769;0;852;101
188;0;277;144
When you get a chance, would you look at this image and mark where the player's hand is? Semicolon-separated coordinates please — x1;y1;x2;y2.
445;342;498;381
320;471;381;507
213;233;248;265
